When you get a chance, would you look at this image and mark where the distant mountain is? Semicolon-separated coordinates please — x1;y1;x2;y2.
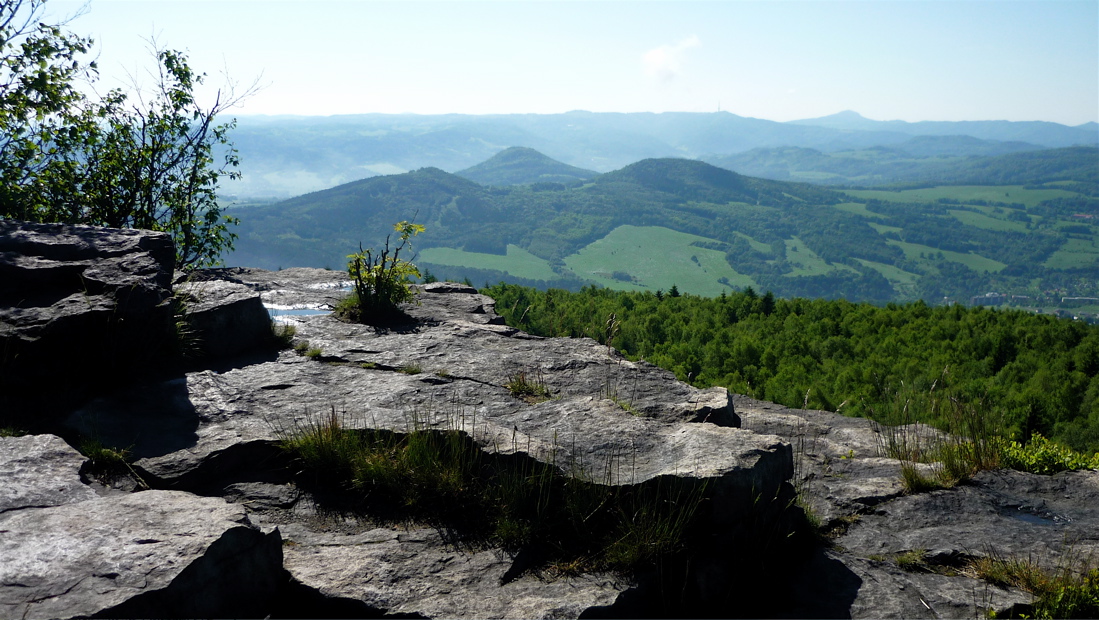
789;111;1098;149
455;147;599;186
223;112;1097;199
704;145;1098;187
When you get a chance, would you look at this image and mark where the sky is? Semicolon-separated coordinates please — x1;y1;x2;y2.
45;0;1099;125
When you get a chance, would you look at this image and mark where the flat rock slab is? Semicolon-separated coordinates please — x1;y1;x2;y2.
279;523;626;619
782;548;1031;619
0;434;97;512
735;394;941;525
0;490;283;620
837;468;1099;570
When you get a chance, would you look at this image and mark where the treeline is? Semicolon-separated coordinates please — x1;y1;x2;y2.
482;284;1099;453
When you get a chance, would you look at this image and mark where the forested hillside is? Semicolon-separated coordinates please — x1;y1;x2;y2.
483;284;1099;454
230;154;1098;309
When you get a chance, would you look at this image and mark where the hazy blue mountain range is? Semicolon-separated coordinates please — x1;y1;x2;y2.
223;112;1099;199
704;145;1098;187
455;147;599;186
227;153;1098;306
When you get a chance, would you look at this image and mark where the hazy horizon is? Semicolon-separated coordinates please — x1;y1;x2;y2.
46;1;1098;127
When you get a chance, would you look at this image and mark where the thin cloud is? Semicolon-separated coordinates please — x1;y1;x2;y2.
642;35;701;82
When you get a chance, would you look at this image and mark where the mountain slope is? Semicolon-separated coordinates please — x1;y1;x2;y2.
455;147;599;186
228;156;1097;306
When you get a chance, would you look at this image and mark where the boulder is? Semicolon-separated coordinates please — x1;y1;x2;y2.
278;524;628;619
175;279;272;359
0;490;284;620
0;220;175;416
0;434;97;512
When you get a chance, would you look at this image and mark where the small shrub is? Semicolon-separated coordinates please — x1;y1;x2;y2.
338;221;424;324
1000;434;1099;475
294;340;311;354
305;347;323;359
0;426;25;437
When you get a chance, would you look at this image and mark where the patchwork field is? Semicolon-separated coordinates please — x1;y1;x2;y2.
419;245;560;281
887;239;1007;273
782;237;852;277
843;185;1078;208
1043;237;1099;270
948;209;1030;233
564;225;757;296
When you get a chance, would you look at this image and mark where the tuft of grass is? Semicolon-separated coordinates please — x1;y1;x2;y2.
894;549;930;572
505;370;551;402
398;363;422;375
972;553;1099;619
270;322;297;349
0;426;25;437
360;362;378;370
277;408;708;576
305;347;323;359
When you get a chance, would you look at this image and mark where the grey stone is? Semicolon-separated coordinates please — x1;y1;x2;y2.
836;468;1099;570
0;434;97;513
279;524;627;619
0;220;175;411
0;490;283;620
783;549;1032;619
176;279;272;358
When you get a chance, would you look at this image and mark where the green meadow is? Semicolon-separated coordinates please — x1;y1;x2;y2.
1043;237;1099;269
887;239;1007;273
564;225;757;296
844;185;1077;208
948;209;1030;233
782;237;851;277
419;244;560;281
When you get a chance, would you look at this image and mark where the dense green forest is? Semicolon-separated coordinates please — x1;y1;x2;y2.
482;284;1099;454
232;153;1099;308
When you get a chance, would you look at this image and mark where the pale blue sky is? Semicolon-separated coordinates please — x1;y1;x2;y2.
49;0;1099;125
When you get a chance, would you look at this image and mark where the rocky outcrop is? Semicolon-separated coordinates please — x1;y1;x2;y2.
174;279;272;359
0;220;176;413
0;435;283;620
63;267;795;617
3;229;1096;619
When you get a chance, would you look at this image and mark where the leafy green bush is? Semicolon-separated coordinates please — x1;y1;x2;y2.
338;221;424;324
999;434;1099;475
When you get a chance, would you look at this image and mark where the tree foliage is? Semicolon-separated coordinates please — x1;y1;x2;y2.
483;283;1099;454
0;0;243;268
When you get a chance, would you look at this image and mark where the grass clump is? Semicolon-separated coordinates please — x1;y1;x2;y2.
505;370;551;402
270;322;297;349
972;554;1099;619
398;364;422;375
277;408;708;575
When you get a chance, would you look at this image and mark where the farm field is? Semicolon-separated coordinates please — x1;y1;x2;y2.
843;185;1077;208
419;244;560;281
948;209;1030;233
887;239;1007;272
832;202;887;219
563;225;757;296
782;237;851;277
853;258;920;287
1043;237;1099;269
